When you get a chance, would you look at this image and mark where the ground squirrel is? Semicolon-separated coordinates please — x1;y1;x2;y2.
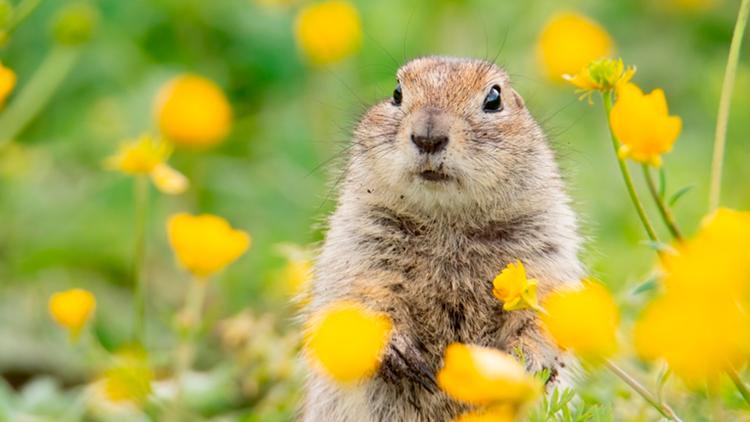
302;56;584;421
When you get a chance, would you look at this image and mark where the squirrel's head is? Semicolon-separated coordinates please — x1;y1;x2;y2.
348;56;557;216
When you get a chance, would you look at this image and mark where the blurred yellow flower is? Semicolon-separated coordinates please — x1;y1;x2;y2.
155;74;232;148
453;405;516;422
492;261;538;311
437;343;541;406
537;12;613;81
48;288;96;339
305;301;392;382
101;348;153;405
294;0;362;65
105;135;188;195
540;281;619;359
610;83;682;167
276;243;314;298
284;257;313;296
634;293;750;385
565;58;635;100
167;213;251;278
662;208;750;297
636;207;750;384
106;135;170;174
0;62;16;106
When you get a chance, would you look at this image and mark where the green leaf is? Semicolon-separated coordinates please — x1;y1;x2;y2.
669;186;694;206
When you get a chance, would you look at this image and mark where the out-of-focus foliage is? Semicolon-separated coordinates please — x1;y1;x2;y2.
0;0;749;420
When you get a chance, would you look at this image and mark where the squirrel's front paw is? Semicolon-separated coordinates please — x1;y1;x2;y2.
378;338;438;393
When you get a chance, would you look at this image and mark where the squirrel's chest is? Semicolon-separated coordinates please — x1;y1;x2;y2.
357;224;510;346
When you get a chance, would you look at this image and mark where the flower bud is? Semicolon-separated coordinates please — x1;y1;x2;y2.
52;2;98;46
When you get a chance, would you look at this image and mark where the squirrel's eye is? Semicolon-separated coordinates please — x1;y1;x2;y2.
483;85;502;112
392;82;402;106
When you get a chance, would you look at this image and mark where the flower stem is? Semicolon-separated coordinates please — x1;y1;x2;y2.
605;359;682;421
601;91;659;243
0;46;80;147
709;0;750;211
727;367;750;407
171;277;208;418
132;175;149;344
6;0;42;33
641;165;683;241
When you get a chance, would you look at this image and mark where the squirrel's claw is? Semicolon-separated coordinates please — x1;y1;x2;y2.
379;342;438;394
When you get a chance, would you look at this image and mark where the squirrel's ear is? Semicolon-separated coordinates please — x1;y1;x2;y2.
510;88;525;109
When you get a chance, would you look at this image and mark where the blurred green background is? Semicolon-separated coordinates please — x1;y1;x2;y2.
0;0;748;420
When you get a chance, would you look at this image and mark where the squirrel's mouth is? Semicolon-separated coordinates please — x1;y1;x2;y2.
418;170;451;182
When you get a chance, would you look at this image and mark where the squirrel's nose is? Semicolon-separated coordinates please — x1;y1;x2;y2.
410;108;451;154
411;134;448;154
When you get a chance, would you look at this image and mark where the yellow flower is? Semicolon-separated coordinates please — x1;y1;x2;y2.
492;261;538;311
610;83;682;167
662;208;750;297
105;135;189;195
634;293;750;385
540;281;619;359
106;135;170;174
48;288;96;339
453;405;516;422
537;12;613;81
0;62;16;106
636;208;750;384
305;301;392;382
294;0;362;65
155;74;232;148
437;343;541;406
101;348;153;405
564;58;636;100
167;213;251;278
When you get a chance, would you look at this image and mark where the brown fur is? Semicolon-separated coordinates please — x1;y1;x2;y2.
301;57;584;421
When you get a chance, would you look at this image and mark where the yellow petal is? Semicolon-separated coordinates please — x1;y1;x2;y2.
155;74;232;148
452;405;516;422
540;281;618;359
167;213;250;278
305;301;392;382
437;343;541;406
150;163;189;195
48;288;96;339
294;0;362;66
0;62;16;106
105;135;172;175
634;293;750;386
537;13;613;81
609;83;680;166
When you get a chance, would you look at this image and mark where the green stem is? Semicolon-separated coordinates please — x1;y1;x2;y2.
601;91;659;243
727;367;750;407
709;0;750;211
132;175;149;344
605;360;682;421
171;276;208;419
0;46;80;147
6;0;42;33
642;165;683;241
